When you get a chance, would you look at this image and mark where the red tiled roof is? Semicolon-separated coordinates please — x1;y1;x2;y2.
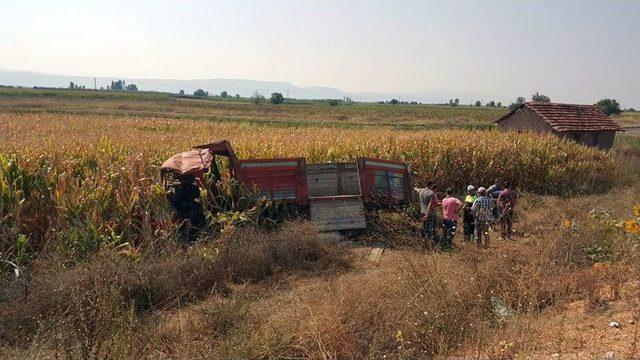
496;102;623;132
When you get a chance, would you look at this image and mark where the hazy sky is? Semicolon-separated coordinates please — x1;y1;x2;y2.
1;0;639;106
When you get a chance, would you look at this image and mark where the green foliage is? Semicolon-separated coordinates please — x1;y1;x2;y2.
15;234;29;264
193;89;209;98
111;80;125;90
531;91;550;103
595;98;622;116
508;96;526;111
125;84;138;91
475;100;481;107
328;99;339;106
59;222;103;260
220;91;228;98
270;92;284;104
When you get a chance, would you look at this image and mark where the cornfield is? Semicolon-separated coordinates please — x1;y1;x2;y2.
0;112;616;259
0;87;507;127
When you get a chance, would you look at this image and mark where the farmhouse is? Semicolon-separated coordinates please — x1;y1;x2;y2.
495;102;623;149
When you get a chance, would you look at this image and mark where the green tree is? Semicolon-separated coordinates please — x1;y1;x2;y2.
508;96;526;111
475;100;481;107
496;102;502;107
125;84;138;91
328;99;339;106
69;81;74;89
111;80;125;90
235;94;240;99
270;92;284;104
178;89;185;96
389;98;399;105
486;100;496;107
193;89;208;98
595;98;622;116
220;90;228;98
531;91;550;102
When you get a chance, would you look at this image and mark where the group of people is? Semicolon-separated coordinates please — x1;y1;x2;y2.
416;179;517;250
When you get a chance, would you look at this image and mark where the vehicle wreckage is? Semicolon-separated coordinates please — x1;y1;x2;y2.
161;140;412;231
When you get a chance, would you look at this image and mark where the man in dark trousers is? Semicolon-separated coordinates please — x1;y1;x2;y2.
462;185;477;242
497;181;517;240
415;181;440;248
471;187;495;249
441;188;463;250
167;174;205;243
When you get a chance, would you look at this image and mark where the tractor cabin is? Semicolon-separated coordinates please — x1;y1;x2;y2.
495;102;623;149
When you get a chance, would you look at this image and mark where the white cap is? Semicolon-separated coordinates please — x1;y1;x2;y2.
477;187;487;193
467;185;476;191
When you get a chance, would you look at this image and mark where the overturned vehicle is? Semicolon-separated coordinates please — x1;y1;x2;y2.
161;140;412;231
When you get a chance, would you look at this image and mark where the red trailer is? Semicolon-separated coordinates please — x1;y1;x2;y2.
161;140;412;231
235;158;309;206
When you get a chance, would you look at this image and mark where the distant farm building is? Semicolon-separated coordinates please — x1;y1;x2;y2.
495;102;623;149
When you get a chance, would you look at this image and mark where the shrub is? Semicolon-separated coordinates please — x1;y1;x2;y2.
531;91;550;102
269;92;284;104
193;89;208;98
595;98;622;116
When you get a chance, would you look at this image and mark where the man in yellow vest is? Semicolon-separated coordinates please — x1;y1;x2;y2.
462;185;477;242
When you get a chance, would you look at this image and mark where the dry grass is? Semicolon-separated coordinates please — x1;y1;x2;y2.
4;187;633;359
131;184;634;359
0;222;351;359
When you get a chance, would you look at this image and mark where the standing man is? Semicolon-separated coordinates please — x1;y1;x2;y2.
487;179;504;229
167;174;205;244
471;187;495;249
497;181;517;240
462;185;477;242
416;181;439;248
441;188;463;250
487;179;504;200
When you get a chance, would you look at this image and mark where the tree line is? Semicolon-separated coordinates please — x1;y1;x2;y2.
177;87;633;115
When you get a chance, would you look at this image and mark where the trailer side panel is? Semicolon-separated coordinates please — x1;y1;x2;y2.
358;158;411;205
236;158;308;205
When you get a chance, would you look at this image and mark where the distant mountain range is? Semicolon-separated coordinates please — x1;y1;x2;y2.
0;69;488;104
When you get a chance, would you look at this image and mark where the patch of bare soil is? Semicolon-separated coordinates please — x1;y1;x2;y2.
462;280;639;359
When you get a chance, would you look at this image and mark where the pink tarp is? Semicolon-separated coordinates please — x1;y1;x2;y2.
161;149;213;175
